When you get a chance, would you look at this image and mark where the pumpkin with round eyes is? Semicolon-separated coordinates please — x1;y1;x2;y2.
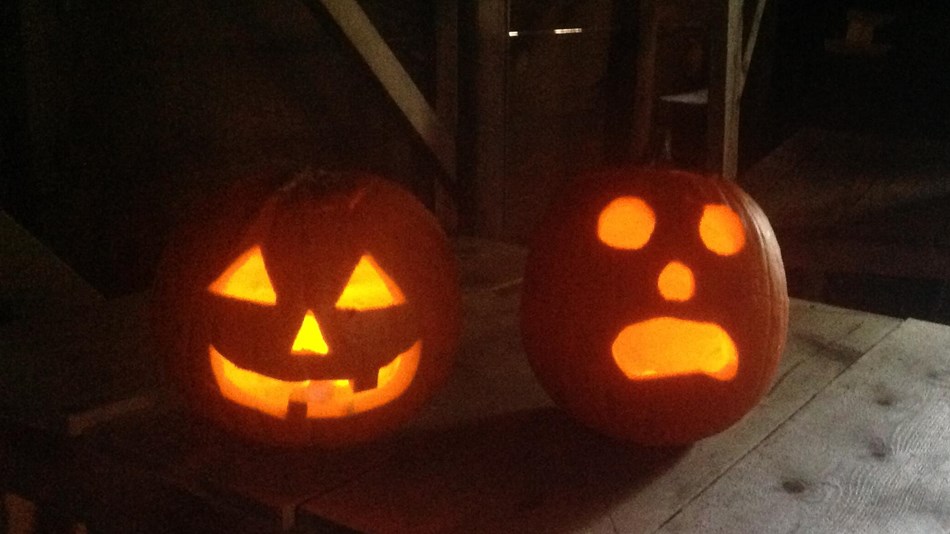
153;169;460;446
520;167;788;445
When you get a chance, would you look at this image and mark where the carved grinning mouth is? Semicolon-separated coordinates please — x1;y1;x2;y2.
209;341;421;419
611;317;738;381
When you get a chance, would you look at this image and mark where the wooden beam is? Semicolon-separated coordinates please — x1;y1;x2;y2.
740;0;769;96
315;0;457;183
706;0;743;180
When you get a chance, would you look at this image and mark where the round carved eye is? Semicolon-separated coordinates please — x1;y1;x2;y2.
699;204;745;256
334;254;405;310
597;196;655;250
208;245;277;305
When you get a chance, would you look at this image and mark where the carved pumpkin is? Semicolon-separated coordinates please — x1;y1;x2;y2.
153;170;459;446
520;168;788;445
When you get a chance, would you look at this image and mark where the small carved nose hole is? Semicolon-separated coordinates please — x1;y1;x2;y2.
291;310;330;355
657;261;695;302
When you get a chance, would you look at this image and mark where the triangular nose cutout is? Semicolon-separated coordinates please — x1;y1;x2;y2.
291;310;329;355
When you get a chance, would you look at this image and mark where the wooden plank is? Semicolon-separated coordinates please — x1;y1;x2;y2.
0;211;103;324
81;406;381;531
786;299;900;355
602;301;899;533
299;299;900;533
313;0;457;183
660;319;950;533
707;0;743;180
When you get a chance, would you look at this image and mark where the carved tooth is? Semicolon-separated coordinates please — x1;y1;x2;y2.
351;370;379;392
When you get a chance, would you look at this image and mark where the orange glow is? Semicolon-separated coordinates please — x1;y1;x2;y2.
699;204;746;256
209;341;422;419
208;246;277;305
291;310;329;355
657;261;695;302
597;196;655;250
335;255;405;310
611;317;738;381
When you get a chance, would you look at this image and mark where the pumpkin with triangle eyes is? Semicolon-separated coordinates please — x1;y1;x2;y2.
153;170;460;446
520;168;788;445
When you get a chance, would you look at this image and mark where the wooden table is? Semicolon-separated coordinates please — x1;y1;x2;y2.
3;238;949;533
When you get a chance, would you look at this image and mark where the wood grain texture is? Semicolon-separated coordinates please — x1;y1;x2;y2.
660;319;950;533
300;299;899;533
8;236;926;533
602;301;898;533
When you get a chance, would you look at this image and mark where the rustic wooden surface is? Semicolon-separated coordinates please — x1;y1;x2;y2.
659;319;950;533
298;286;904;534
4;236;950;533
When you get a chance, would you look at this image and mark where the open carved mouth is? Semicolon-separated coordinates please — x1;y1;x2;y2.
611;317;737;381
209;341;421;419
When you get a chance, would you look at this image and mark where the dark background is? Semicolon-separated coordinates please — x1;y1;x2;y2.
3;0;949;299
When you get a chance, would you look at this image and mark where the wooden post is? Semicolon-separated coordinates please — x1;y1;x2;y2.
458;0;507;237
630;0;660;162
434;0;460;230
707;0;743;180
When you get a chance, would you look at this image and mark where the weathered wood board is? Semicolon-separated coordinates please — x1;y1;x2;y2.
10;236;946;534
298;301;900;533
658;319;950;533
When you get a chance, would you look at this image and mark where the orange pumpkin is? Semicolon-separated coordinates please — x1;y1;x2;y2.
520;168;788;445
153;169;459;446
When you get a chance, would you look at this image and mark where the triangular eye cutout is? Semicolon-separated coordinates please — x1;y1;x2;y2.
335;254;405;310
208;245;277;305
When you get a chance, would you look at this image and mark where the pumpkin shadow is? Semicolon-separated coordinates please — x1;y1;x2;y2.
302;406;691;533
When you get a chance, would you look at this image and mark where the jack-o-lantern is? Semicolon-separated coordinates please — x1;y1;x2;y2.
520;168;788;445
153;169;459;446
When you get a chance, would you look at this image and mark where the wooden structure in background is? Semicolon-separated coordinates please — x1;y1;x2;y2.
312;0;457;184
313;0;771;235
630;0;769;180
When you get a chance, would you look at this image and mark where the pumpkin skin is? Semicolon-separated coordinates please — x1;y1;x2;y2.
520;168;788;445
153;169;460;447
